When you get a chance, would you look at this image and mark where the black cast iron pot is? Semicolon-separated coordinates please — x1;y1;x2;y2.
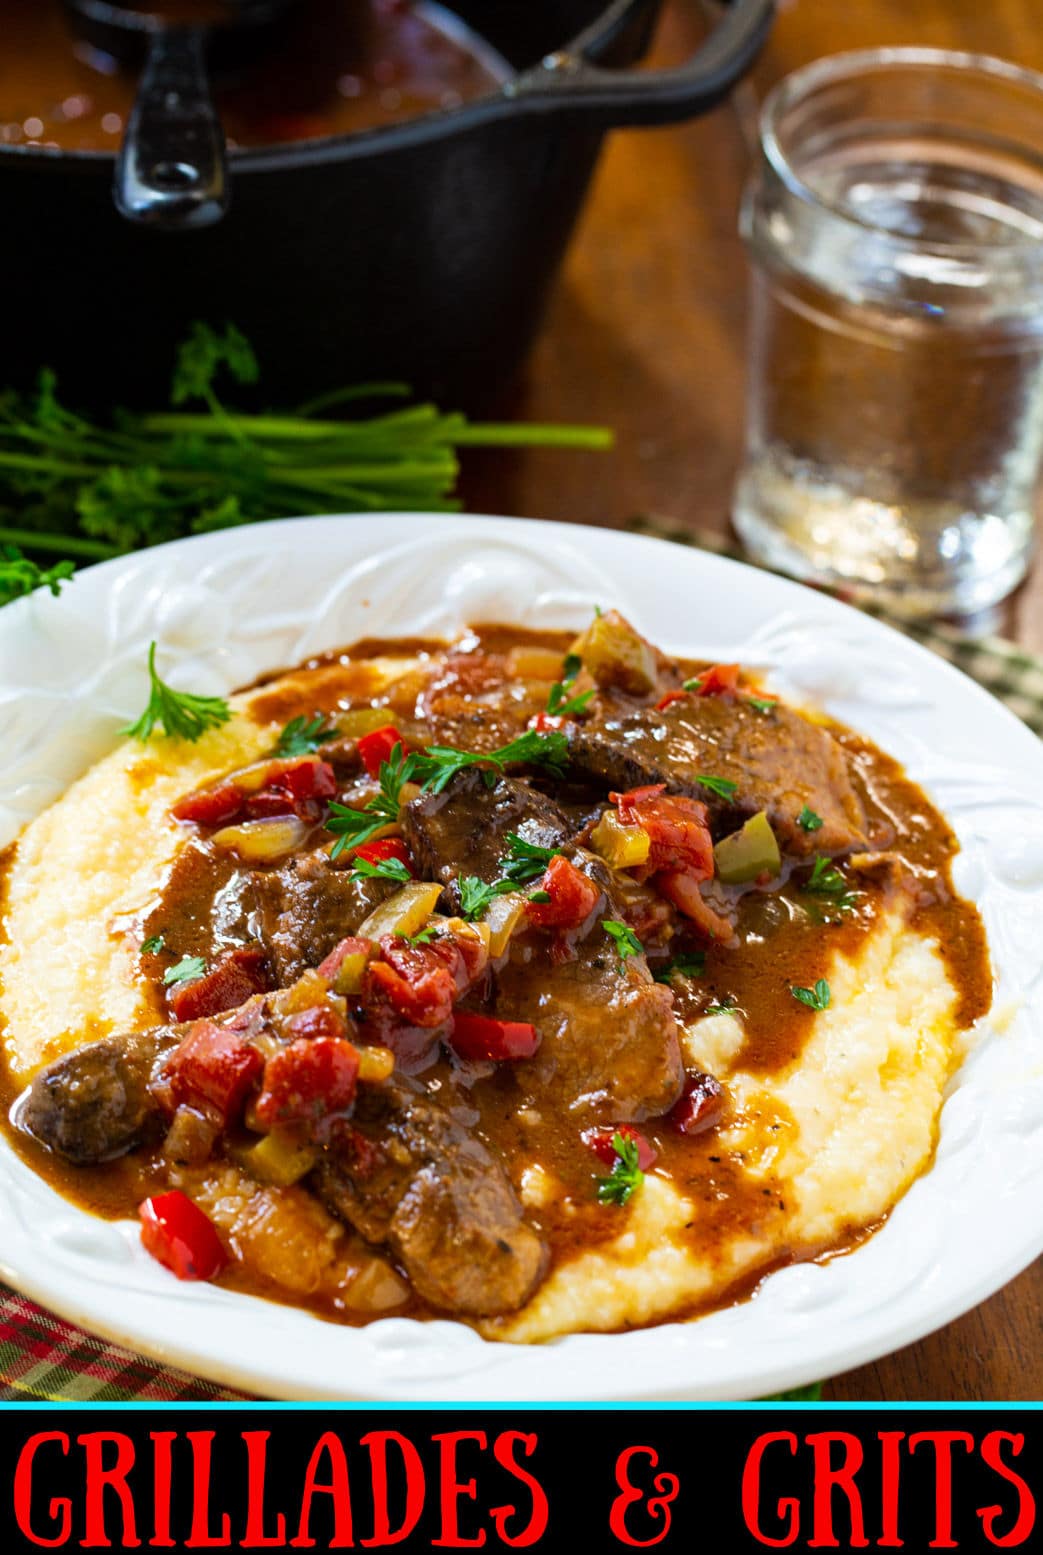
4;0;773;408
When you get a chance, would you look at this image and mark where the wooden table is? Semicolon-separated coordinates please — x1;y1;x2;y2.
465;0;1043;1401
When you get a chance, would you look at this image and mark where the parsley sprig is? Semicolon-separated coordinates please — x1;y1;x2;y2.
803;855;859;915
602;919;643;971
327;741;416;859
792;979;831;1011
163;954;207;987
652;951;706;984
596;1132;645;1206
275;713;338;758
458;875;515;920
350;855;413;885
502;832;560;884
140;934;165;956
797;805;824;833
546;654;595;719
695;774;738;802
122;641;232;744
0;544;75;607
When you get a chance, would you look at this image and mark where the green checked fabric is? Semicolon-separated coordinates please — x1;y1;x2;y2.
1;518;1039;1404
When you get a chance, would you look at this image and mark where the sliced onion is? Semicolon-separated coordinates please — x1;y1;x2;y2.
211;815;310;862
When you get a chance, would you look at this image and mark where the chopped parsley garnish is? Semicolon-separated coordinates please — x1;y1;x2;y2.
602;919;643;971
803;855;859;914
458;875;515;920
140;934;165;956
327;733;568;861
0;544;75;607
596;1132;645;1206
561;652;582;684
682;676;702;692
529;889;551;903
163;955;207;987
746;696;777;715
502;832;560;884
797;805;824;833
402;923;439;946
652;951;706;984
695;774;738;802
706;999;737;1015
792;979;831;1012
350;855;412;885
275;713;338;758
327;741;416;859
546;681;595;718
414;728;569;795
122;641;232;744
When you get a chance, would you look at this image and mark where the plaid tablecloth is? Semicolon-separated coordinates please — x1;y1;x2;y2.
3;518;1040;1402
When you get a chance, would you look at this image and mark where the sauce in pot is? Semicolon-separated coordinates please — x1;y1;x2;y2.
0;0;509;153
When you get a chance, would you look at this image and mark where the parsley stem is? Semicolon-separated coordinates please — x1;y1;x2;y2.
0;525;116;559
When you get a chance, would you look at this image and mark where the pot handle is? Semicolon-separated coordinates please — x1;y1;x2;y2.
510;0;775;127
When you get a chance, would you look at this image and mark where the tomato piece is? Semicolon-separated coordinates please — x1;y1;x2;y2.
243;789;298;819
255;1036;360;1129
525;855;601;930
693;663;740;697
317;936;375;982
614;790;714;881
165;1019;263;1127
166;947;271;1023
357;725;407;779
581;1123;658;1170
365;937;460;1029
171;782;245;828
527;711;566;733
139;1190;226;1281
450;1012;540;1062
668;1072;726;1137
612;784;667;817
655;689;690;712
350;837;414;873
286;1004;349;1042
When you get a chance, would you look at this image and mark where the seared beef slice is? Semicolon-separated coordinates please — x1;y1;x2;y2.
569;696;865;854
251;851;393;982
20;1027;174;1163
313;1075;546;1316
401;770;571;906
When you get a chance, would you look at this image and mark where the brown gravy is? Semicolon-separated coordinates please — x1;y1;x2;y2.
0;625;993;1334
0;0;507;154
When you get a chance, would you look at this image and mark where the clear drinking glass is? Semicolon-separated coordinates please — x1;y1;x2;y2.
734;49;1043;615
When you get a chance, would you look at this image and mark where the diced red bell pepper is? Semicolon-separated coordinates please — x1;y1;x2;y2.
668;1071;726;1137
243;789;298;819
166;946;271;1023
365;937;460;1029
286;1003;349;1043
317;936;375;982
267;757;337;800
693;663;740;697
139;1191;227;1281
613;790;714;881
349;836;414;873
449;1011;540;1062
171;782;245;828
655;689;690;712
255;1036;360;1129
525;855;601;930
581;1123;658;1171
357;725;407;779
165;1019;263;1127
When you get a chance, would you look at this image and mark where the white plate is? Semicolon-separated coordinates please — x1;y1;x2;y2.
0;513;1040;1401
